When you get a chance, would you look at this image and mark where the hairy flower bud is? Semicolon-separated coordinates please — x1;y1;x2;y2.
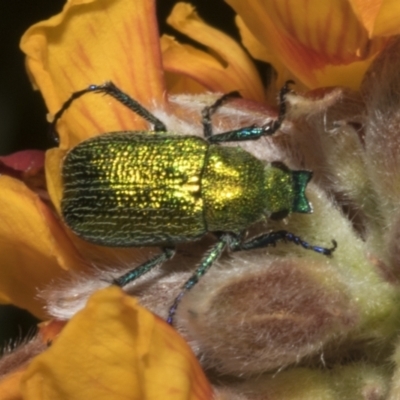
214;363;390;400
179;254;358;374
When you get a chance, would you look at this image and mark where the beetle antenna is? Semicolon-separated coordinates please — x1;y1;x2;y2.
49;87;97;144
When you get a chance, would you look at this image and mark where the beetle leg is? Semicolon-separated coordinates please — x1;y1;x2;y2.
167;234;231;324
230;229;337;256
206;80;294;144
201;91;241;138
51;81;167;141
113;247;175;287
207;124;276;143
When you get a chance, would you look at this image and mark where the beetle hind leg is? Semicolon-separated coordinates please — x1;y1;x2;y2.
167;230;336;325
167;234;231;324
113;247;175;287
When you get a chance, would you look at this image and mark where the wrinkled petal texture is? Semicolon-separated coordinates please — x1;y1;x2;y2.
350;0;400;37
0;176;84;318
227;0;388;89
163;3;265;102
21;288;212;400
20;0;166;149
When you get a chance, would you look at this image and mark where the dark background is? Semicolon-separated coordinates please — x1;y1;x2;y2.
0;0;241;155
0;0;244;353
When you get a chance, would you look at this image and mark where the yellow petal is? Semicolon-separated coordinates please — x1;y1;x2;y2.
21;287;213;400
348;0;384;36
163;65;213;95
165;3;264;102
162;35;251;95
235;16;280;68
227;0;388;89
235;15;295;93
20;0;166;149
0;176;84;318
0;367;24;400
350;0;400;37
312;59;372;89
45;148;65;216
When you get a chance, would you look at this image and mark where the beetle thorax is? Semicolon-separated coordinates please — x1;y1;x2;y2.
202;145;267;232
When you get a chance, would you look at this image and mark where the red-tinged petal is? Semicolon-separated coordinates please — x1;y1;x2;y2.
38;320;68;344
0;176;85;318
20;0;166;149
21;287;213;400
0;151;47;199
165;3;264;102
227;0;388;89
0;151;44;174
350;0;400;37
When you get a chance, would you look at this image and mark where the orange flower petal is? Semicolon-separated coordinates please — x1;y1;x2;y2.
0;176;84;318
0;367;25;400
234;15;295;93
312;59;372;89
350;0;400;37
348;0;383;36
235;16;280;68
20;0;166;149
161;35;232;95
164;3;264;101
21;287;212;400
227;0;388;89
44;148;65;215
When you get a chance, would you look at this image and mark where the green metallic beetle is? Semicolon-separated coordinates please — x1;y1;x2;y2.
53;81;336;324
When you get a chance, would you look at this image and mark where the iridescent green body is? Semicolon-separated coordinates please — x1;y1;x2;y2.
56;82;336;325
62;132;310;246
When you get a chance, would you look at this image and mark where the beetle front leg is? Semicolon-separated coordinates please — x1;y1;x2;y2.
206;80;294;144
201;91;241;138
230;230;337;256
113;247;175;287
